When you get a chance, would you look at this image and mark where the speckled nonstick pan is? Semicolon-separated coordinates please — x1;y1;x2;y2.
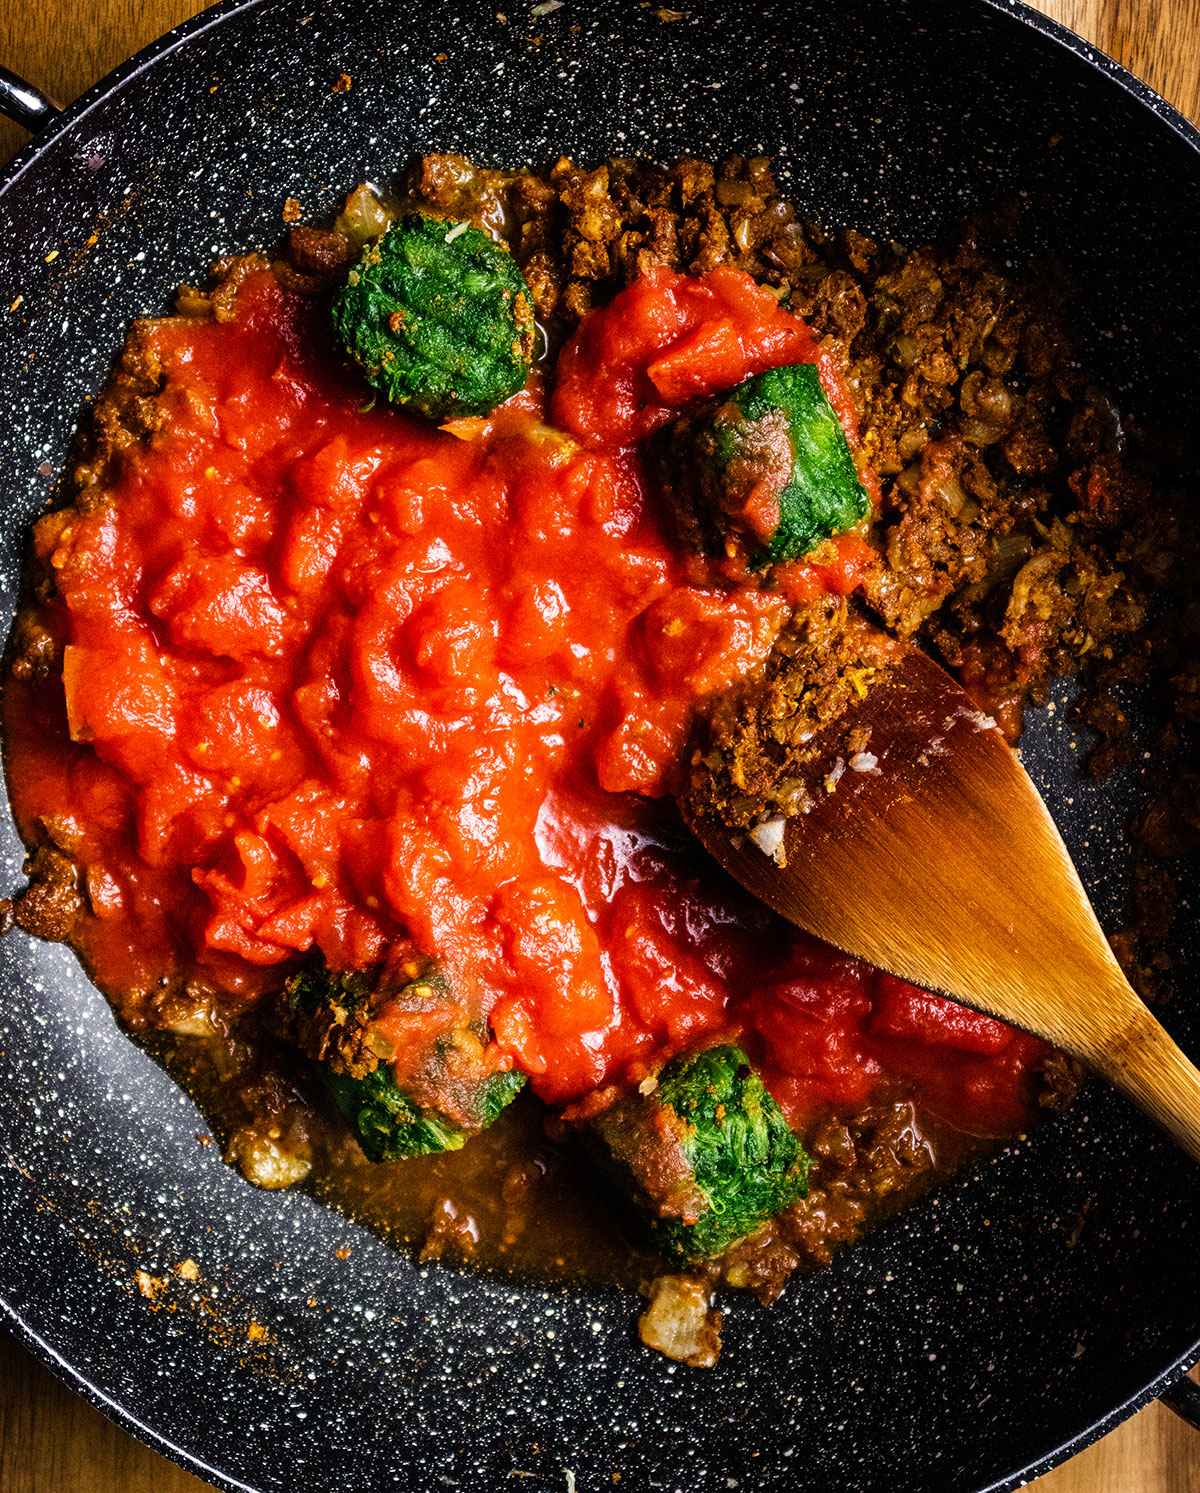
0;2;1197;1489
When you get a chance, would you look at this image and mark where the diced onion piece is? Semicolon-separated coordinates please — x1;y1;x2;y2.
749;815;787;866
638;1274;722;1368
158;1002;215;1038
849;751;879;773
334;184;395;248
225;1126;312;1190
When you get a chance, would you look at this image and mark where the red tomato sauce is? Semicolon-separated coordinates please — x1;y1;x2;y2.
5;264;1045;1135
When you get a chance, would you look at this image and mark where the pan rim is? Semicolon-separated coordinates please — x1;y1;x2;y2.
0;1294;254;1493
3;0;1200;204
0;1;1197;1489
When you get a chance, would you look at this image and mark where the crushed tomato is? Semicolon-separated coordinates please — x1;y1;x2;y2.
5;265;1045;1133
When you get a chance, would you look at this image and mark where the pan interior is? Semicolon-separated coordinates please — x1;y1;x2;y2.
0;2;1196;1490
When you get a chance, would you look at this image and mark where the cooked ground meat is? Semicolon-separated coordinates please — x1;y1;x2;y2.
267;156;1175;715
287;224;357;277
1037;1051;1085;1113
419;1196;481;1262
715;1052;1073;1305
70;320;169;500
7;612;59;683
684;596;898;827
13;845;82;942
713;1099;942;1301
176;252;272;324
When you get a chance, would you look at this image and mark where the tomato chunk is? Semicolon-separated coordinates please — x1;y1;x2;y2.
552;265;825;450
871;976;1015;1056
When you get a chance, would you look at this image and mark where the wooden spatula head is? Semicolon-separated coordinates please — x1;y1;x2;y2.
685;642;1200;1160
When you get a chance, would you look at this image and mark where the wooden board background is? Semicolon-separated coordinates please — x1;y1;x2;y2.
0;1;1197;1488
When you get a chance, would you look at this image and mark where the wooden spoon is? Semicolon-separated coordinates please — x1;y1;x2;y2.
684;640;1200;1160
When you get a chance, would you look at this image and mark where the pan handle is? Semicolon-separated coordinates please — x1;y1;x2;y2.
1160;1369;1200;1430
0;65;60;132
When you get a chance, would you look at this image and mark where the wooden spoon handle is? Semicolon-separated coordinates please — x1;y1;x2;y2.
685;643;1200;1162
1082;1005;1200;1163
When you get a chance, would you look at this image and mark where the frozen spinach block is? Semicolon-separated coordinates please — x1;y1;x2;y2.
656;362;869;565
326;1060;525;1163
282;959;525;1161
587;1043;810;1262
332;213;536;420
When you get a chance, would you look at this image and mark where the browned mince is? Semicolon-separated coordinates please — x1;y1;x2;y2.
683;594;900;828
6;150;1195;1348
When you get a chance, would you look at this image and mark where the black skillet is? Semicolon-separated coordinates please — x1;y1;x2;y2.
0;2;1198;1489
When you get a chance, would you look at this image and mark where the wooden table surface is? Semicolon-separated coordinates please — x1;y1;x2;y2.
0;1;1197;1488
